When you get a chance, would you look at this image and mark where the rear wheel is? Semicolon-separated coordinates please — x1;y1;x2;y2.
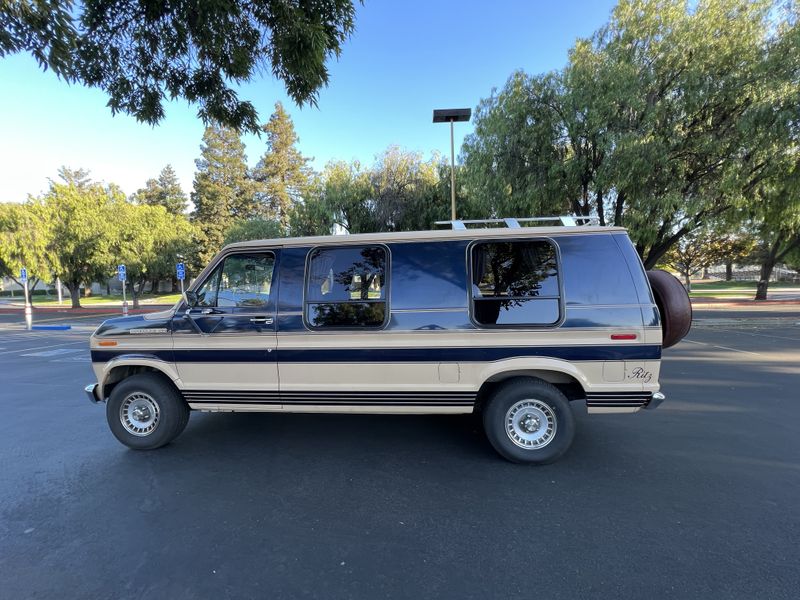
106;373;190;450
482;378;575;464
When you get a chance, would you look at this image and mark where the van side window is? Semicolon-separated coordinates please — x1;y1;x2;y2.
305;246;388;328
195;253;275;308
470;241;561;326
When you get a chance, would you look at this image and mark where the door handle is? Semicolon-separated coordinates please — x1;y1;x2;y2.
250;317;273;325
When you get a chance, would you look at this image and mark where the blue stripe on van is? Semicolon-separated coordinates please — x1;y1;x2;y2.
92;344;660;364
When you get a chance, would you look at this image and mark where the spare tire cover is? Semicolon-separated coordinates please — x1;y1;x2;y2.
647;269;692;349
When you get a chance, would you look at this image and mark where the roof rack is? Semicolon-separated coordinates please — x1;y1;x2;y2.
434;216;601;230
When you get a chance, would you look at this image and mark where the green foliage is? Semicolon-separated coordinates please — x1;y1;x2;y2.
131;165;188;214
252;102;313;227
0;0;360;133
0;200;52;299
661;229;758;288
115;203;196;306
747;157;800;299
223;218;284;245
291;147;447;235
191;122;257;263
36;170;127;307
463;0;798;268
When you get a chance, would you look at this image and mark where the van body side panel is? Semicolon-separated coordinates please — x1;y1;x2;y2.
271;236;658;413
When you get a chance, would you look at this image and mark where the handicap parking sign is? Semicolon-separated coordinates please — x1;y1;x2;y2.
176;262;185;281
20;267;27;283
117;264;126;282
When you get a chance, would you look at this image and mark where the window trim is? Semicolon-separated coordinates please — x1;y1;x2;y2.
188;250;278;312
302;243;392;331
466;237;565;329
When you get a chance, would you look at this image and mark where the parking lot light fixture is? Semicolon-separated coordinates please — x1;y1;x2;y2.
433;108;471;221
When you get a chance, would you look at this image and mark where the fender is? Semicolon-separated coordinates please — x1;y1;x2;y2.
477;356;591;391
97;354;183;399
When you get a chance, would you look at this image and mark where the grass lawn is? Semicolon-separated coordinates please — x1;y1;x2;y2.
26;293;182;307
688;279;799;299
689;280;797;290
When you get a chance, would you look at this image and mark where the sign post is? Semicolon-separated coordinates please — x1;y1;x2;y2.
176;262;186;298
20;268;31;330
118;265;127;316
56;276;63;305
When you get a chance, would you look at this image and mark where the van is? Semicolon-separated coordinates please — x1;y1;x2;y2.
85;218;691;464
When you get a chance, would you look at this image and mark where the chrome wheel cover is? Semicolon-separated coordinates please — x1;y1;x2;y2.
505;399;557;450
120;392;160;436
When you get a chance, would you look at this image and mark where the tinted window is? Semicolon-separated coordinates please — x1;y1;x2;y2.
470;241;561;326
195;253;275;308
389;241;469;309
557;234;644;305
305;246;387;328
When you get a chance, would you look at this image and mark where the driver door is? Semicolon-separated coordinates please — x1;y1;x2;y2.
173;251;280;409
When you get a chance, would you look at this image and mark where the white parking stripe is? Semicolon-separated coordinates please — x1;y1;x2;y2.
0;340;87;356
682;339;762;356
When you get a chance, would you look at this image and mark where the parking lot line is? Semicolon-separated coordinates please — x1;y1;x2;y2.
681;339;762;356
0;340;87;356
714;327;800;343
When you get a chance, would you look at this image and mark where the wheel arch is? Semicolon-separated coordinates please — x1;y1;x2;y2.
98;356;182;400
474;364;587;412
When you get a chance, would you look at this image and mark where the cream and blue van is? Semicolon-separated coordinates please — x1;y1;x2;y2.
85;218;691;464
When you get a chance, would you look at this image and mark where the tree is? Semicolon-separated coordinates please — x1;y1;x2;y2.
223;218;284;245
116;203;195;307
0;0;360;132
291;148;445;235
749;164;800;300
191;123;256;264
462;0;797;268
661;229;757;291
37;171;124;308
252;102;313;227
131;165;188;214
0;201;52;304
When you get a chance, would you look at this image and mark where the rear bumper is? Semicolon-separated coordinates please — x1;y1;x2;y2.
644;391;666;410
586;390;665;414
85;383;102;404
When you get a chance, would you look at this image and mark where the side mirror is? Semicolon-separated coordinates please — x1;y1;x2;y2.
184;290;199;307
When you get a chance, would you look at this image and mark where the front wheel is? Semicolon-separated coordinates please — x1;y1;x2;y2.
482;378;575;464
106;373;190;450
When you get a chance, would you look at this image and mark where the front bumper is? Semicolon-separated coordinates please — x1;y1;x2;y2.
85;383;102;404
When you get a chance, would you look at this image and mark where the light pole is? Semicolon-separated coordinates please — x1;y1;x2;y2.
433;108;471;220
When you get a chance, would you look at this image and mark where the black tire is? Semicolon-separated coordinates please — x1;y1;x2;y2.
106;373;190;450
482;378;575;464
647;269;692;349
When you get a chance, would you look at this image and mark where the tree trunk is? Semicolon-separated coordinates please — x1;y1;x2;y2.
131;280;144;309
684;272;691;292
725;261;733;281
755;259;776;301
66;281;82;308
27;279;40;306
701;267;708;279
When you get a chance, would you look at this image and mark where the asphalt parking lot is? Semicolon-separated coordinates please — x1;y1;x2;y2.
0;308;798;599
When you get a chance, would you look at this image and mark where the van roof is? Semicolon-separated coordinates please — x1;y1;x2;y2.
224;225;626;251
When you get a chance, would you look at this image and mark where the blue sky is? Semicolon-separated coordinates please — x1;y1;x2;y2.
0;0;617;203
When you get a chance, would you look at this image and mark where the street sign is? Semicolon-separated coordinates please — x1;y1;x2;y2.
117;264;126;282
20;267;27;283
176;262;185;281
